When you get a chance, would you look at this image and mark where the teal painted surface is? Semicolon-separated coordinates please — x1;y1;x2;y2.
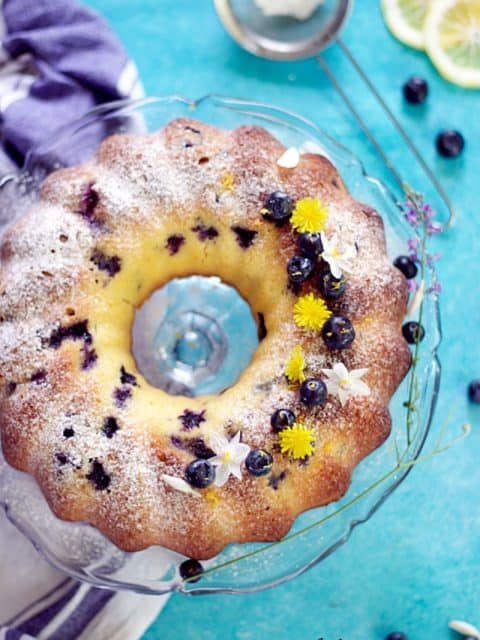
83;1;480;638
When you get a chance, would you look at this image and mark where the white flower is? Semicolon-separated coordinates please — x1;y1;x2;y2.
277;147;300;169
321;362;370;407
208;431;250;487
161;474;201;498
320;232;357;279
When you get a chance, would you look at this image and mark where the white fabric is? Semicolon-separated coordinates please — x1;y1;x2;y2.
0;509;169;638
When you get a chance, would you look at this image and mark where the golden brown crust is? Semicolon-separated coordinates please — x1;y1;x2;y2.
0;118;410;559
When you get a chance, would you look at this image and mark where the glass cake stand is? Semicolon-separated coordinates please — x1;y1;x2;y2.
0;96;441;595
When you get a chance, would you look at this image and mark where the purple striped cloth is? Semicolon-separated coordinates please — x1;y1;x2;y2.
0;0;143;173
0;499;168;640
1;580;113;640
0;1;169;638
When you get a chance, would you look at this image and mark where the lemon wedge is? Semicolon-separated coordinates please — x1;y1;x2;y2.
424;0;480;88
381;0;431;49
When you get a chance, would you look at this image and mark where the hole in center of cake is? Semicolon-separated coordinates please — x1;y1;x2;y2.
132;276;260;397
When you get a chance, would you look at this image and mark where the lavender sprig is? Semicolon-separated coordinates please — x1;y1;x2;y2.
403;190;443;296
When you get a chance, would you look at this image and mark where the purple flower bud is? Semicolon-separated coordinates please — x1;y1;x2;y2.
407;279;419;293
422;203;436;219
405;209;420;227
426;221;443;235
407;237;420;251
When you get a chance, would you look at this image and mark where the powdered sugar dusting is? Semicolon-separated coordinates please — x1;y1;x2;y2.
0;118;409;558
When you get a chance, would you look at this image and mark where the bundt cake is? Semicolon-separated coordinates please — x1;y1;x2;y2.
0;118;411;559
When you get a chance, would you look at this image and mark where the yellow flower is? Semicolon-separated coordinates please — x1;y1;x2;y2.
278;423;315;459
220;174;235;192
284;345;306;383
293;293;332;331
290;197;329;233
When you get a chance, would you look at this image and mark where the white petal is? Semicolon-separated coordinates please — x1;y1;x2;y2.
323;232;336;247
213;464;230;487
229;462;243;480
324;379;339;396
333;362;349;379
209;455;224;467
277;147;300;169
349;368;369;379
209;431;229;455
448;620;480;638
337;387;349;406
350;380;370;397
161;474;201;498
232;442;250;463
328;258;342;279
231;431;242;444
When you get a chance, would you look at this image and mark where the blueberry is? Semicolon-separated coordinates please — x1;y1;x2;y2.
298;232;323;258
86;460;111;491
322;315;355;349
264;191;294;221
271;408;296;432
231;225;257;249
245;449;273;476
402;321;425;344
120;366;138;386
179;558;204;583
393;255;418;279
317;271;346;300
179;409;206;430
185;459;215;488
468;380;480;403
436;130;465;158
166;234;185;255
90;249;122;277
287;255;314;283
403;76;428;104
300;378;327;407
385;633;407;640
102;416;119;438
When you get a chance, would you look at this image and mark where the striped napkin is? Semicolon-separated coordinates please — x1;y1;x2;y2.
0;0;170;637
0;509;167;640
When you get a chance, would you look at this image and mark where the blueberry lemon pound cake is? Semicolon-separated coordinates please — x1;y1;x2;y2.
0;119;410;559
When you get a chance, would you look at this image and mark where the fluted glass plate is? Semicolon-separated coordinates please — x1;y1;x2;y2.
0;96;441;594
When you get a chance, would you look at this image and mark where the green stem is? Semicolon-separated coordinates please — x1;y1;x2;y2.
185;434;466;584
404;192;428;448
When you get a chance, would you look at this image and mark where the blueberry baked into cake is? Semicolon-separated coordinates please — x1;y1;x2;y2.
0;119;410;559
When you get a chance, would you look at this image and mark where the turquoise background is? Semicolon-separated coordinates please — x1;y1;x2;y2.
83;1;480;638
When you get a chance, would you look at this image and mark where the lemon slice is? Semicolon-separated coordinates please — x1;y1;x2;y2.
425;0;480;88
381;0;430;49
